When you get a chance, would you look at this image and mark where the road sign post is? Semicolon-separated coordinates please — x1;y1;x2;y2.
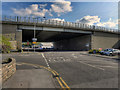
32;38;37;52
27;40;29;53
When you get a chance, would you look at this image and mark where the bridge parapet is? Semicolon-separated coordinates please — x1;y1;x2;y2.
2;16;119;34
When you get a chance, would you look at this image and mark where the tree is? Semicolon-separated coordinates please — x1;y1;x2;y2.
0;35;11;53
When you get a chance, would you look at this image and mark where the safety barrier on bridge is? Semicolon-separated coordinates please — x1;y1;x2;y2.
2;16;119;34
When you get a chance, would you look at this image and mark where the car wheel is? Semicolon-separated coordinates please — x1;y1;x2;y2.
106;54;109;56
109;53;113;56
93;50;96;54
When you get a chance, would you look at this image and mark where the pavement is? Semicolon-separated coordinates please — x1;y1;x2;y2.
3;69;56;88
2;51;119;89
79;51;119;60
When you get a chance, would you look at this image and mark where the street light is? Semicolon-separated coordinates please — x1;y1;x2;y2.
32;17;46;52
33;17;40;52
32;18;35;52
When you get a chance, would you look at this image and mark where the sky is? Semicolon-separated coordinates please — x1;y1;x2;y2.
2;1;119;29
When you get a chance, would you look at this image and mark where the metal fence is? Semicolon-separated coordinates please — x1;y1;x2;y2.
2;16;119;33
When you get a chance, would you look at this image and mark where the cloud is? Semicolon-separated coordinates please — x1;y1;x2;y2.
76;16;100;25
76;15;118;28
12;0;72;17
30;4;38;11
32;9;48;17
97;22;117;28
12;8;32;16
12;4;51;17
51;0;72;16
49;18;65;21
39;4;47;8
96;18;118;28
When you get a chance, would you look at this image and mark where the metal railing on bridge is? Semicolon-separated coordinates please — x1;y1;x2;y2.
2;16;119;34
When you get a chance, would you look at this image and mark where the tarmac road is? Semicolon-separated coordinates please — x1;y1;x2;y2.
2;51;118;88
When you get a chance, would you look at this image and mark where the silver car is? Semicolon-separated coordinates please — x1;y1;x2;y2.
100;49;119;56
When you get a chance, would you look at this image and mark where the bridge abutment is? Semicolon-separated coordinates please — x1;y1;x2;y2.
91;32;119;50
54;35;91;51
2;24;23;51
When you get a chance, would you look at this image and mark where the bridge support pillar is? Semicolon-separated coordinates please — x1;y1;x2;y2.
16;30;22;51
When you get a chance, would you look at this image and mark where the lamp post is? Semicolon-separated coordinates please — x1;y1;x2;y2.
33;17;40;52
34;22;36;52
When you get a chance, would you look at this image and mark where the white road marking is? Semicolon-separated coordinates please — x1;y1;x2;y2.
66;59;70;61
72;54;75;56
63;59;66;61
41;53;50;68
72;54;78;58
34;65;38;68
74;56;78;58
79;61;105;70
100;66;118;68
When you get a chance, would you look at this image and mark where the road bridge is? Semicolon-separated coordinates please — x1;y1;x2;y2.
1;16;120;51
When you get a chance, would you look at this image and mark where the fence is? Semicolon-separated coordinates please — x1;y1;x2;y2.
2;16;119;33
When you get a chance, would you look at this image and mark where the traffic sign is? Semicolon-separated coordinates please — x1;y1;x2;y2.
33;42;37;44
27;41;29;45
32;38;37;41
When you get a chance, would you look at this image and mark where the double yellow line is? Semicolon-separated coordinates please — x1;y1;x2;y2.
17;62;70;90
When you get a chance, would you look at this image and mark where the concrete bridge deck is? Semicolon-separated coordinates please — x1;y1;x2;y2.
1;16;119;34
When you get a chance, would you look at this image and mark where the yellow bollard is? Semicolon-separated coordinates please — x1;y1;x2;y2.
21;50;23;53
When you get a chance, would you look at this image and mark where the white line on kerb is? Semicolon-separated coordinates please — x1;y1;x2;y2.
41;53;50;68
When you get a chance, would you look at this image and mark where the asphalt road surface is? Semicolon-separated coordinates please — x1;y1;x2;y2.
2;51;118;88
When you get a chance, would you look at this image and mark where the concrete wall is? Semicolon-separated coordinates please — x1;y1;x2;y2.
16;31;22;50
3;33;16;41
91;32;119;49
2;24;22;50
54;35;91;51
2;24;17;34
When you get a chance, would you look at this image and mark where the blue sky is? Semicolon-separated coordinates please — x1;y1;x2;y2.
2;1;118;29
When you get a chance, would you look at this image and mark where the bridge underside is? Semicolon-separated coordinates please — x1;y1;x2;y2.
22;30;91;50
22;30;90;42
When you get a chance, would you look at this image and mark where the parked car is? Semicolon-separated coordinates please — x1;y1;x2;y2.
100;49;120;56
112;49;120;55
89;49;101;54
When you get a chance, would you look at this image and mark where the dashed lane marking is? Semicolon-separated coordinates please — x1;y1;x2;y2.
100;66;118;68
41;53;50;68
78;61;105;70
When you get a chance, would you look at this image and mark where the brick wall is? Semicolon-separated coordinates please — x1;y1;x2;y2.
2;58;16;83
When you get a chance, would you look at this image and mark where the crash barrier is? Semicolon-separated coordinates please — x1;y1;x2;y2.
2;58;16;83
